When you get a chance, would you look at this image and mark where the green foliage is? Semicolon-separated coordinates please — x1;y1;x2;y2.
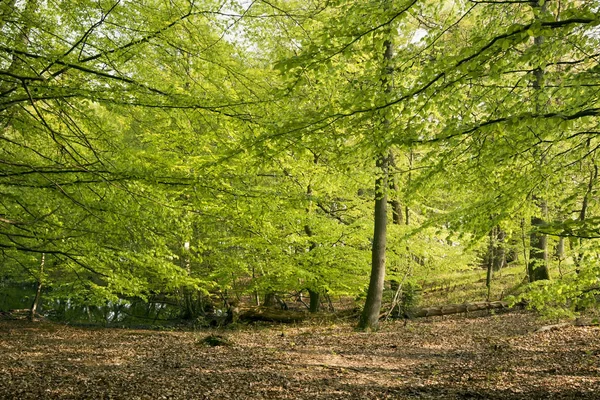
399;281;421;317
1;0;599;321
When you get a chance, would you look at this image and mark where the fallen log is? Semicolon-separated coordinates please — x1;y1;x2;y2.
535;323;570;333
403;301;510;319
535;318;599;332
236;308;308;323
234;301;517;324
574;317;600;327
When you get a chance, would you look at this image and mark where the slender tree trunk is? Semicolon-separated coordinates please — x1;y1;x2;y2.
575;160;598;271
359;155;389;329
529;212;549;281
29;253;45;321
303;154;323;313
308;289;320;313
388;150;404;291
556;236;565;259
493;228;506;271
388;151;404;225
358;19;394;329
264;292;275;307
405;150;413;226
528;0;550;282
252;266;260;306
486;230;494;301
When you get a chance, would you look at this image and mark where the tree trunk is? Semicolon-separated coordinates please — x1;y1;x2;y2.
305;153;323;313
29;253;45;321
359;154;389;330
388;151;404;225
264;292;275;307
493;228;506;271
308;289;320;313
529;213;550;281
575;161;598;271
527;0;550;282
556;236;565;260
388;150;404;290
359;18;394;330
486;231;494;301
405;150;413;226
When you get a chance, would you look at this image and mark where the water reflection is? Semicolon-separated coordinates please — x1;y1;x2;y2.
0;284;182;326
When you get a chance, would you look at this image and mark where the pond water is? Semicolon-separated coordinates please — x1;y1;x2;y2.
0;283;182;326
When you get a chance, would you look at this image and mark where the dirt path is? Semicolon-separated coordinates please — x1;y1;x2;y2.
0;312;598;399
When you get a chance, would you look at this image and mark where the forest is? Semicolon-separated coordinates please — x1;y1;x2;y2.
0;0;599;398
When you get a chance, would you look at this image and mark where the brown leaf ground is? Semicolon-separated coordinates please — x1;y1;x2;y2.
0;312;599;399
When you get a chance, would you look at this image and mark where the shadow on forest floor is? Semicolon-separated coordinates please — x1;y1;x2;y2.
0;312;598;399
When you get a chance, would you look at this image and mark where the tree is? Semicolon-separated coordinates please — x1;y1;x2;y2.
0;0;267;309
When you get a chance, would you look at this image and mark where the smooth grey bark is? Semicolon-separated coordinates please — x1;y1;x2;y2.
358;19;394;330
359;154;389;330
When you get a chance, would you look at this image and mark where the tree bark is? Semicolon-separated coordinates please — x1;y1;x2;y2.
493;228;506;271
359;154;389;330
575;160;598;271
359;16;394;330
527;0;550;282
308;289;320;313
486;230;494;301
29;253;45;321
405;150;413;226
529;213;550;281
388;151;404;225
403;301;510;319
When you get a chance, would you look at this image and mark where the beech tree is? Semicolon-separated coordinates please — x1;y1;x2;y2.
1;0;598;321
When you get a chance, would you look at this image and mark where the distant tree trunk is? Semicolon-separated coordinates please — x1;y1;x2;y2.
529;211;550;281
252;266;260;306
528;0;550;282
493;228;506;271
483;226;506;272
575;160;597;272
486;231;494;301
264;292;275;307
556;237;565;260
308;289;320;313
29;253;45;321
388;151;404;225
405;150;413;226
484;226;506;300
388;151;404;291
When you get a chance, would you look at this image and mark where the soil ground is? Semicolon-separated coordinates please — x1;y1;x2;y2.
0;312;599;399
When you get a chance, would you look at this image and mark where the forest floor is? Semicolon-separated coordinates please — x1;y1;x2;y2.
0;311;599;399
